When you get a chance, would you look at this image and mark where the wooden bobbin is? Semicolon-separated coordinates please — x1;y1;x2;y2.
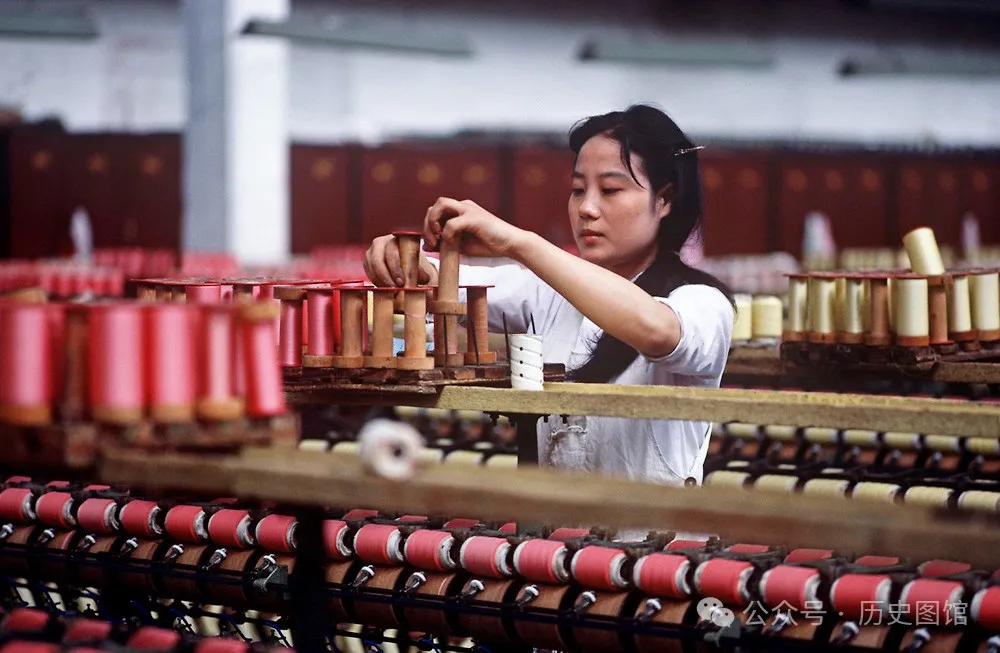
947;271;976;342
332;286;367;369
969;268;1000;343
837;275;866;345
154;283;173;302
303;286;335;368
274;285;307;367
864;273;892;347
807;274;837;344
0;302;53;426
927;274;951;346
783;273;809;342
88;303;145;425
393;231;423;313
429;247;466;364
463;285;497;364
365;288;398;369
894;273;930;347
196;304;244;422
135;281;158;302
232;281;257;305
398;287;435;371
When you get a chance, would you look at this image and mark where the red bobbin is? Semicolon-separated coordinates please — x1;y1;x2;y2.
255;514;297;554
144;303;197;423
571;545;631;591
87;303;145;425
274;286;305;367
323;519;352;560
163;505;208;543
2;608;51;632
784;549;834;563
238;303;286;417
35;492;75;529
126;627;182;651
63;618;113;643
971;586;1000;630
443;518;480;530
207;509;255;548
396;515;428;524
459;536;515;578
899;578;964;625
76;498;119;534
666;539;709;551
185;283;222;304
118;500;162;537
0;488;36;523
305;286;334;364
830;574;892;621
919;559;972;578
5;476;31;484
499;522;517;534
855;555;900;567
196;304;242;422
513;538;570;584
632;553;691;599
353;523;404;564
759;565;821;611
343;508;379;519
727;543;770;554
549;527;589;540
403;530;457;572
0;302;53;426
694;558;754;607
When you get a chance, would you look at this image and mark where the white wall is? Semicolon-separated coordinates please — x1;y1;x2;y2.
0;0;998;145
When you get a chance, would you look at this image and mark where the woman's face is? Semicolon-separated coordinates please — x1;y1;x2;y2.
568;134;668;279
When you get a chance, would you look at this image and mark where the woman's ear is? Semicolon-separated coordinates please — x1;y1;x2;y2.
655;185;674;219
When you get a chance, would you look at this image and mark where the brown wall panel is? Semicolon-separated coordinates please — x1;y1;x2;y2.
360;146;501;243
66;133;124;248
9;130;72;258
778;155;889;257
700;152;771;255
117;134;181;251
291;145;352;252
958;161;1000;246
897;158;963;247
510;147;575;244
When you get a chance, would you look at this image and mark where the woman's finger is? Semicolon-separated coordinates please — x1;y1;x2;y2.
385;239;404;286
367;238;395;286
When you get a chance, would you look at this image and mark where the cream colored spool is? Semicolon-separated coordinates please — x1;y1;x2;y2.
803;427;838;444
332;441;359;456
883;432;920;450
966;438;1000;456
887;277;896;333
834;277;847;332
970;271;1000;333
726;423;759;439
417;447;444;465
852;482;901;503
298;439;330;453
861;278;872;332
841;278;865;334
843;429;879;447
808;277;836;334
705;471;749;488
787;277;808;333
764;425;798;441
751;295;783;339
923;435;960;453
443;450;484;466
337;625;367;653
903;486;952;508
957;491;1000;514
895;278;930;338
802;478;850;498
753;475;798;493
733;294;753;342
947;275;973;334
485;454;518;469
903;227;946;276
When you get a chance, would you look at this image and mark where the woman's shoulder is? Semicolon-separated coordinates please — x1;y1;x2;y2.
664;283;734;312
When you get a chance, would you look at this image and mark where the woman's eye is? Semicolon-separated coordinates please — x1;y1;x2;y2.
570;188;584;196
601;188;621;195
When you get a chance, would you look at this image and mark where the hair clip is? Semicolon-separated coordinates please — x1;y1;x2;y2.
674;145;705;157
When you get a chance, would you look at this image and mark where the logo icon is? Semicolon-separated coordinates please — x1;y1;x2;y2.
697;597;735;628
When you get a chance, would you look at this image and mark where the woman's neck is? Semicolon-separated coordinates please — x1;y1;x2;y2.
610;247;658;281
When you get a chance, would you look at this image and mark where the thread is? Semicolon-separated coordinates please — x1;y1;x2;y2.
509;334;544;390
76;498;118;534
759;565;820;611
632;553;690;598
356;419;423;480
752;475;798;493
831;574;891;620
732;294;752;342
186;284;222;304
164;505;208;543
403;529;456;571
801;478;850;497
971;587;1000;630
459;536;514;578
807;276;837;341
323;520;352;560
894;276;930;345
751;295;782;340
353;523;404;564
783;549;834;563
118;500;162;537
0;303;52;426
207;509;254;548
851;482;901;504
694;558;753;607
705;471;749;488
35;492;75;528
839;277;865;339
786;275;808;336
957;491;1000;514
947;273;974;337
276;287;305;367
903;486;952;508
197;305;242;421
513;539;570;583
970;270;1000;340
917;559;971;578
305;287;334;359
238;303;286;418
144;304;196;423
571;546;630;590
88;304;145;424
255;514;297;553
903;227;946;276
899;579;963;625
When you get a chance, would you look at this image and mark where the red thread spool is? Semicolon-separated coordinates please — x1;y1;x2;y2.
238;302;286;417
45;480;70;489
513;539;570;584
323;519;352;560
87;303;144;424
548;527;589;540
195;640;250;653
2;608;50;632
126;627;182;651
144;304;196;423
759;565;821;611
919;559;972;577
632;553;691;599
76;498;119;534
46;305;65;418
830;574;892;620
459;536;514;578
163;505;208;543
499;522;517;534
256;514;297;553
784;548;834;563
186;284;222;304
444;518;480;529
855;555;900;567
5;476;31;484
571;545;630;590
207;509;254;548
396;515;427;523
899;578;964;624
0;644;59;653
274;286;305;367
118;500;162;537
727;543;770;554
0;303;52;426
694;559;754;607
63;618;113;643
0;488;35;522
665;539;707;551
35;492;75;528
305;286;334;364
972;586;1000;630
197;305;242;421
353;523;403;564
403;530;456;571
343;508;379;519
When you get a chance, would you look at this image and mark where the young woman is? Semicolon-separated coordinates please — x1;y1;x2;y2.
363;104;734;486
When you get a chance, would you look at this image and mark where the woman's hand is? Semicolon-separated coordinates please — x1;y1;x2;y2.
363;235;439;287
424;198;526;259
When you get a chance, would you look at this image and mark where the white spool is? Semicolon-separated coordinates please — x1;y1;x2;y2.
894;276;929;340
751;295;782;340
903;227;945;276
947;273;973;335
840;278;865;335
732;294;753;342
887;277;896;333
509;334;544;390
356;418;424;481
970;270;1000;338
808;277;836;336
786;276;808;334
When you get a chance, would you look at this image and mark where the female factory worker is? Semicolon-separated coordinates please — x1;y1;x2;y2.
363;104;734;486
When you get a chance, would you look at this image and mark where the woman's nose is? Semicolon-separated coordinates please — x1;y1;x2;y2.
578;191;600;219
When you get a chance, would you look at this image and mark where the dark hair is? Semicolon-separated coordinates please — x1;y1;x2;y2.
566;103;734;384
